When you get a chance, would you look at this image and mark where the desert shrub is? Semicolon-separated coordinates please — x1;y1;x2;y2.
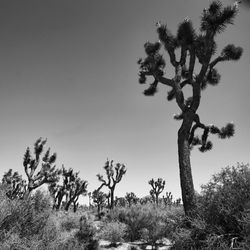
59;212;80;231
0;187;52;241
106;203;181;243
98;221;127;246
74;213;98;249
170;163;250;249
236;212;250;249
199;163;250;235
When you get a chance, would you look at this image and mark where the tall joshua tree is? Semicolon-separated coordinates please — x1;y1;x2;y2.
97;159;126;209
149;178;165;206
92;190;107;219
137;1;243;216
23;138;61;194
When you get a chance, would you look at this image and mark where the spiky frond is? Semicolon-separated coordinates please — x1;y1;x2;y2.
177;19;196;46
200;1;238;34
199;141;213;152
207;68;221;85
157;24;178;50
195;35;217;63
219;123;235;138
144;41;161;56
208;1;223;15
221;44;243;61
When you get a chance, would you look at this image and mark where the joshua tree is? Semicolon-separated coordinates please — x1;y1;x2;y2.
114;196;127;207
125;192;138;207
149;178;165;206
163;191;173;207
140;195;153;205
137;1;243;216
62;167;88;212
23;138;61;194
1;169;27;199
49;165;88;211
97;160;126;209
92;190;107;219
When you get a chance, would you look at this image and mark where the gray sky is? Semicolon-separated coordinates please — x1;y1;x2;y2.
0;0;249;200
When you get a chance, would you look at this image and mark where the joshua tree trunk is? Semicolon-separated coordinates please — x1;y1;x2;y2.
178;115;196;216
110;188;114;209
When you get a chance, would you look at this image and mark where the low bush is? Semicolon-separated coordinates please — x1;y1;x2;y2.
105;203;183;244
98;221;127;247
75;213;98;249
170;163;250;249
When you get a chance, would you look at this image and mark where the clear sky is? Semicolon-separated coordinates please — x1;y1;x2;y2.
0;0;249;200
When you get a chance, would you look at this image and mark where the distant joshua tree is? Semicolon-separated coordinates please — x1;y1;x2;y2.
97;160;126;209
137;1;243;216
149;178;165;206
23;138;61;194
163;191;173;207
49;165;88;212
92;190;107;219
125;192;138;207
1;169;27;199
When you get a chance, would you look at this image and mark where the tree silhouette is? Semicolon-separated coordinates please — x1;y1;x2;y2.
1;169;27;199
92;190;107;219
49;165;88;212
137;1;243;216
163;191;173;207
149;178;165;206
23;138;61;194
125;192;138;207
97;159;126;209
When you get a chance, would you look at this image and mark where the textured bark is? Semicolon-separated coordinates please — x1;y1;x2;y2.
178;115;196;216
110;188;115;209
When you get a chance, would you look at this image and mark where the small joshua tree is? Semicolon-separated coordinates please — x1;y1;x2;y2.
149;178;165;206
92;190;107;219
23;138;61;194
1;169;27;199
125;192;138;207
97;160;126;209
163;191;173;207
137;1;243;216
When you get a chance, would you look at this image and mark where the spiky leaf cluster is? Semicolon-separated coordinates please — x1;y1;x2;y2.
177;19;196;46
195;35;217;63
207;68;221;86
221;44;243;61
189;123;235;153
23;138;61;192
210;123;235;138
157;24;178;50
2;169;27;199
200;1;238;34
